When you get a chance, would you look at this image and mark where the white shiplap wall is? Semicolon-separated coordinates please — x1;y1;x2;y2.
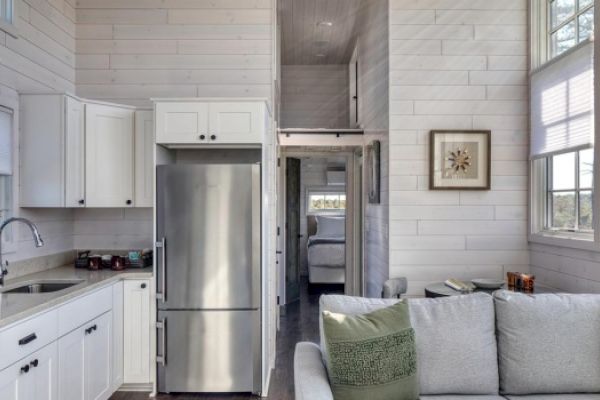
388;0;530;296
357;0;389;298
1;0;76;263
75;0;274;107
280;64;349;129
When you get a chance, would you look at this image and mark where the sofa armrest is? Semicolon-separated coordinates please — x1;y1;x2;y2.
294;342;334;400
382;277;408;298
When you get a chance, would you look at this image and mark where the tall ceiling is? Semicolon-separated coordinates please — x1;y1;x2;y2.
279;0;364;65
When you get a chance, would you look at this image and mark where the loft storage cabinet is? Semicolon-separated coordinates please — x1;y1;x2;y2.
155;100;265;145
19;94;152;208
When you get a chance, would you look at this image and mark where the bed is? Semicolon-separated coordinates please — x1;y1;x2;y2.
306;215;345;284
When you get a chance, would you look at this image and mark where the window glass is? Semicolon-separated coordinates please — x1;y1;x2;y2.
579;148;594;188
552;192;576;229
0;0;12;24
307;190;346;214
580;0;593;9
552;0;576;28
578;7;594;41
552;152;576;189
579;190;593;230
551;20;577;56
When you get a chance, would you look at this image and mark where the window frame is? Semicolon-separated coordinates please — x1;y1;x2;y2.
548;0;595;58
0;0;17;38
545;149;594;233
305;186;347;215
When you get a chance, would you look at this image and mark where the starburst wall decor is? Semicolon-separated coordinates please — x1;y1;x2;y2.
429;130;491;190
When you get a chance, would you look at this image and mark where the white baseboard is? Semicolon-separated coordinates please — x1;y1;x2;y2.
118;383;153;392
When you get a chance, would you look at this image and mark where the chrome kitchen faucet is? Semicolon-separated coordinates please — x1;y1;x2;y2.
0;218;44;286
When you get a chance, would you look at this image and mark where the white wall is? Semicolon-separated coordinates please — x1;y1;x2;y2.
280;64;349;128
0;0;76;263
388;0;530;296
357;0;390;298
75;0;273;107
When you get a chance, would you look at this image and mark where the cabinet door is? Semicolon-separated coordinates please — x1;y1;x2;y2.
0;355;32;400
84;312;112;400
58;326;85;400
134;111;154;207
112;282;124;391
208;102;263;144
85;104;134;207
155;102;208;144
64;96;86;208
123;280;151;384
28;342;59;400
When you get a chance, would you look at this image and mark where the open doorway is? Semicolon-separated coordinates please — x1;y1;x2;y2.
279;148;364;307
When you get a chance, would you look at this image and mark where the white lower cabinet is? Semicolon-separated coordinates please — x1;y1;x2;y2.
58;312;113;400
123;279;151;384
0;342;58;400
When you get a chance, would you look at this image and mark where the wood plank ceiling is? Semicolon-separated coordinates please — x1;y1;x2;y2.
279;0;364;65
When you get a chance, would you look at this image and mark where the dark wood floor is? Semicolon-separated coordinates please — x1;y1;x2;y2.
110;280;343;400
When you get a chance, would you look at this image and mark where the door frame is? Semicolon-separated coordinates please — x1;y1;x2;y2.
277;148;364;304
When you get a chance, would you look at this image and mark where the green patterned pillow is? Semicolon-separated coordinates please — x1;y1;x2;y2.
322;301;419;400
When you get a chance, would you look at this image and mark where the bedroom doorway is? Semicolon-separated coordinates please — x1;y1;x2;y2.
279;148;364;306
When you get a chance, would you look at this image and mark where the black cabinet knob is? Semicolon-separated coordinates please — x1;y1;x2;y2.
199;134;206;140
79;199;85;205
126;199;132;205
210;134;217;140
21;365;29;374
141;283;147;289
30;359;38;368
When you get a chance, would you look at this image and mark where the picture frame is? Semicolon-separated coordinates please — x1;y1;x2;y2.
367;140;380;203
429;130;491;190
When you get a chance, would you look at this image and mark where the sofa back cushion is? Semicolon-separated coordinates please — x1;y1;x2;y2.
319;293;499;395
494;290;600;394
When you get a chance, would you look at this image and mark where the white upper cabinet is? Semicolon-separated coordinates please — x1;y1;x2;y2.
85;104;134;208
20;94;85;208
155;101;266;145
208;102;264;144
155;102;208;144
134;111;154;208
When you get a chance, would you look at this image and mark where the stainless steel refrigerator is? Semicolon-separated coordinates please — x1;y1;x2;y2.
156;163;261;394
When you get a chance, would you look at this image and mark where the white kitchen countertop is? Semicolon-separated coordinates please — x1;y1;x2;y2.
0;265;153;329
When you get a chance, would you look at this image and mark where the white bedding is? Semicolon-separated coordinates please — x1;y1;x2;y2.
307;216;345;284
307;241;345;268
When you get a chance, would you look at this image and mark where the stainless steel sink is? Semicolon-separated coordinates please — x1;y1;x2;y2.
2;280;84;294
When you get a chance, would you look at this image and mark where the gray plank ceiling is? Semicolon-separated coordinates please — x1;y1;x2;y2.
279;0;364;65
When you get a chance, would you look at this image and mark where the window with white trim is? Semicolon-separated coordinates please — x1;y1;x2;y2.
0;106;13;246
0;0;13;25
549;0;594;58
306;188;346;215
546;149;594;233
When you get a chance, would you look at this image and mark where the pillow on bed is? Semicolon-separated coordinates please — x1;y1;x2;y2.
316;216;345;236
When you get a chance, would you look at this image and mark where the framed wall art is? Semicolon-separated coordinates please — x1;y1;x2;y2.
367;140;380;203
429;130;491;190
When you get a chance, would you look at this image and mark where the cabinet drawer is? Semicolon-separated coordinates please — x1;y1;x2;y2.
0;309;58;371
58;286;112;336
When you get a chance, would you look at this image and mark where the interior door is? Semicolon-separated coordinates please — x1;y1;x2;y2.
285;157;301;304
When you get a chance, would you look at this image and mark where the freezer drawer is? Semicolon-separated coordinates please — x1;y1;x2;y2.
157;310;261;394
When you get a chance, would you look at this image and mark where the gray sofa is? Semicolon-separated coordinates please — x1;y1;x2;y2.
294;290;600;400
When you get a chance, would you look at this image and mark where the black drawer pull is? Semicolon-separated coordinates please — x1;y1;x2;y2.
30;359;38;368
85;324;98;335
20;365;29;374
19;333;37;346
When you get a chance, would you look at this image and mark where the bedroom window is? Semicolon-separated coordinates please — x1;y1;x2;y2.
0;0;12;25
307;188;346;214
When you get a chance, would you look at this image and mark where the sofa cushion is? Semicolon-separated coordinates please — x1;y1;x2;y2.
322;301;419;400
494;290;600;395
505;396;600;400
294;342;334;400
320;293;499;395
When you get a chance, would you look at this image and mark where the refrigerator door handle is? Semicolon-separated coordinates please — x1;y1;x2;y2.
156;319;167;366
156;237;166;301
